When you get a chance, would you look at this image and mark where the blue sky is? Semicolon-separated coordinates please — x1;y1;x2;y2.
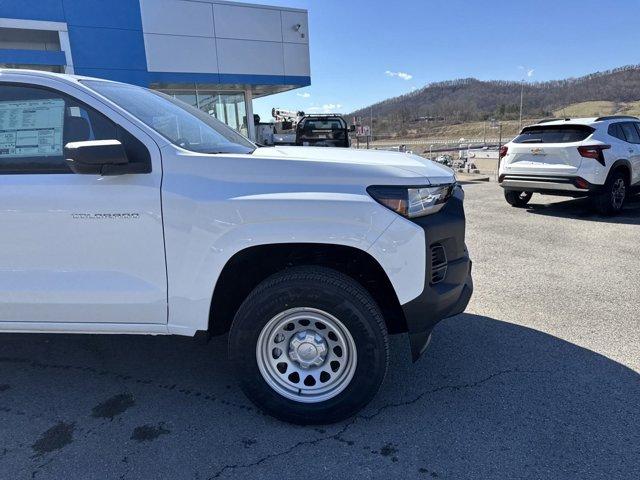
250;0;640;120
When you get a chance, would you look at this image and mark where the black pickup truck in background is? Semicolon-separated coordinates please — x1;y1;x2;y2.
295;114;353;148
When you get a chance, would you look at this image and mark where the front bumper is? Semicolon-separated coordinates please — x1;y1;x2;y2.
400;186;473;361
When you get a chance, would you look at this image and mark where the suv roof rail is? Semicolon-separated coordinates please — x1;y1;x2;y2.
594;115;640;122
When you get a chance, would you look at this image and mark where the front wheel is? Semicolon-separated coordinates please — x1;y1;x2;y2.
229;266;389;424
593;170;627;215
504;190;533;207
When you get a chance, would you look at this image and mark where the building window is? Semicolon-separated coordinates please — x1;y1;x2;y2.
0;27;66;73
0;27;60;51
158;87;248;137
0;63;64;73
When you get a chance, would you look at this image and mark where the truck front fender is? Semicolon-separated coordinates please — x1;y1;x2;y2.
162;189;410;334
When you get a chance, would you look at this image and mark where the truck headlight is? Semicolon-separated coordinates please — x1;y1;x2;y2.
367;184;455;218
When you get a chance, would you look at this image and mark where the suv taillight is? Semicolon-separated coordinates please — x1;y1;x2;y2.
578;145;610;166
499;146;508;159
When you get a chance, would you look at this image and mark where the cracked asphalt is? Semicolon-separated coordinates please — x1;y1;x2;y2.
1;182;639;479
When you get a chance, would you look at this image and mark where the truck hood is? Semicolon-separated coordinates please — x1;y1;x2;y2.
251;146;455;184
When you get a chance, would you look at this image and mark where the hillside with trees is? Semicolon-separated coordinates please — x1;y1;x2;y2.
351;65;640;137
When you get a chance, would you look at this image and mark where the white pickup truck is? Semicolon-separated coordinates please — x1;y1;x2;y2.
0;70;472;424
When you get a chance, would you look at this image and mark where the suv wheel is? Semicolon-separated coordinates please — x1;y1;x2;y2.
229;266;389;424
593;170;627;215
504;190;533;207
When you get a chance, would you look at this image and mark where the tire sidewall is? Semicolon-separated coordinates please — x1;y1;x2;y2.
595;170;627;215
505;190;532;207
229;272;387;424
607;171;627;213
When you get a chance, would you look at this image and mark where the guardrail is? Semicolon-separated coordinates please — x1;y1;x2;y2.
366;138;508;146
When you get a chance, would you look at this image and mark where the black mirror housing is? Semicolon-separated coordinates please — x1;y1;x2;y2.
64;140;134;176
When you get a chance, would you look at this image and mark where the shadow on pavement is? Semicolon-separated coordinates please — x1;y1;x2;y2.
524;192;640;224
0;313;638;479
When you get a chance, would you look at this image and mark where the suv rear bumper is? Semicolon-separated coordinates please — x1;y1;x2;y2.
499;174;604;196
400;186;473;361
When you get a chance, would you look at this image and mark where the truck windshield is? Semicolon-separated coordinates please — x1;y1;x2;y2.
82;80;256;154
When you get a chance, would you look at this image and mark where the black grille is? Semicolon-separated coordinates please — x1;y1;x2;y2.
430;243;448;284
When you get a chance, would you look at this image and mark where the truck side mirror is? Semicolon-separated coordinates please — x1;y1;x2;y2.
64;140;142;176
349;125;356;132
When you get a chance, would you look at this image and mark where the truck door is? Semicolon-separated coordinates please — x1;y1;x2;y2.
0;80;167;327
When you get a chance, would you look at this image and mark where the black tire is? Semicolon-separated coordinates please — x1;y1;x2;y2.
593;170;628;216
504;190;533;207
229;266;389;425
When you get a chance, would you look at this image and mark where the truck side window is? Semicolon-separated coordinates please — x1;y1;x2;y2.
0;84;149;174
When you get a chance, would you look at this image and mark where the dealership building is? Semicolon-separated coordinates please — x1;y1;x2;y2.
0;0;311;139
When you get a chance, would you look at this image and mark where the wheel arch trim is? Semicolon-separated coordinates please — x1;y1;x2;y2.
609;159;632;184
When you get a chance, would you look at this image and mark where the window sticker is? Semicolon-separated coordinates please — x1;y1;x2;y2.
0;98;65;158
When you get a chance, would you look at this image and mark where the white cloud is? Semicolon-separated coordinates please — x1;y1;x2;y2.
308;103;343;113
518;66;535;78
385;70;413;81
297;92;311;98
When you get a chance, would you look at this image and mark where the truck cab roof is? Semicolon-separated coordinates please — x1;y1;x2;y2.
0;68;124;86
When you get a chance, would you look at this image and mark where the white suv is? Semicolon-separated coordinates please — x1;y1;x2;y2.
0;70;472;424
498;116;640;214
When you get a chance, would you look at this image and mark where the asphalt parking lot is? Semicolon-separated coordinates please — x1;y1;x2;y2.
1;182;639;480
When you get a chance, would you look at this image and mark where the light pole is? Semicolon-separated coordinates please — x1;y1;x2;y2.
519;80;524;129
491;119;502;178
429;144;434;159
518;66;533;129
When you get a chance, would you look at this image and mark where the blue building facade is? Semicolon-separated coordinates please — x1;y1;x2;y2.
0;0;311;138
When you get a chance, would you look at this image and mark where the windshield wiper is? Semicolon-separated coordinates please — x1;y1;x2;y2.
200;147;256;155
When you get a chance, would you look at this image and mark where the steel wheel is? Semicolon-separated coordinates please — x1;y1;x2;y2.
256;307;357;403
611;178;626;210
231;266;389;423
